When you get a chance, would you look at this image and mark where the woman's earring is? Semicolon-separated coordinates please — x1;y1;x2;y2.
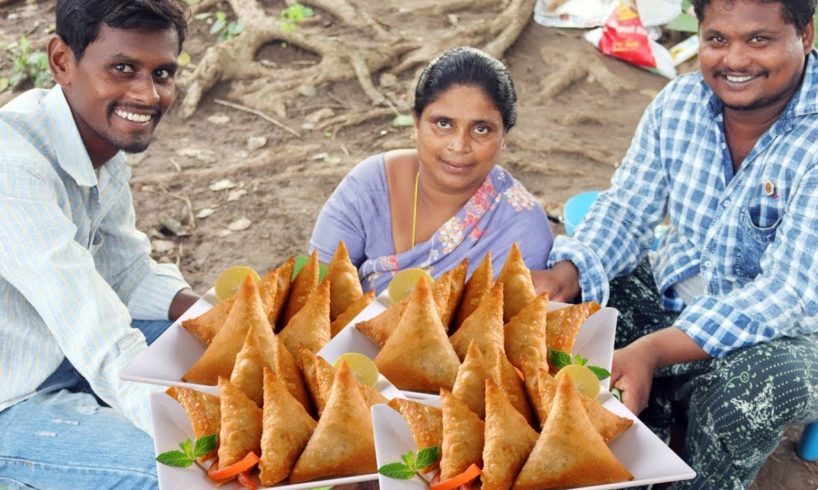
410;130;417;142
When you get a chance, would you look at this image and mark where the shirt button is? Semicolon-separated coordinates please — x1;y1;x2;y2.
703;260;712;268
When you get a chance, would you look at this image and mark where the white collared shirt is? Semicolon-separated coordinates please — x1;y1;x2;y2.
0;86;189;434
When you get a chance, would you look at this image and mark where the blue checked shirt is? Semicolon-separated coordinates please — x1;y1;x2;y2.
0;87;190;434
548;52;818;358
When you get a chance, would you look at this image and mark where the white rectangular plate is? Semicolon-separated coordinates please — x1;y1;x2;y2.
372;394;696;489
122;291;617;399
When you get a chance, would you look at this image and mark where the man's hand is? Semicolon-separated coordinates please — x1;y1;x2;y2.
531;260;581;302
612;327;710;414
611;339;660;414
168;288;199;321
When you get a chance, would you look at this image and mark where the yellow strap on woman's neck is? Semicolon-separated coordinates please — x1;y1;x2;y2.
411;170;420;248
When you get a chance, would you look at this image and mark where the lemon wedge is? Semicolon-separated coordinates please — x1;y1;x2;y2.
333;352;379;387
554;364;600;400
214;266;261;302
388;267;433;303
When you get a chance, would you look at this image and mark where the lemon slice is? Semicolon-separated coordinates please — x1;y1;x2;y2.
333;352;379;387
214;266;261;302
554;364;600;400
388;268;433;303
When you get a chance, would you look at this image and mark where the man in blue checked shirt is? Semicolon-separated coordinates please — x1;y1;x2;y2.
0;1;199;489
534;0;818;488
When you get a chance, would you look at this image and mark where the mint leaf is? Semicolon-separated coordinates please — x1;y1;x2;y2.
573;354;588;366
156;450;194;468
193;434;217;458
549;349;572;369
400;450;416;471
415;446;440;468
588;366;611;380
178;438;194;459
378;462;416;480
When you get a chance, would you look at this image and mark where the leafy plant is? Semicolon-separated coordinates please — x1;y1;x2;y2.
3;36;52;92
194;11;245;43
549;350;611;380
378;446;440;481
280;1;314;33
156;434;217;468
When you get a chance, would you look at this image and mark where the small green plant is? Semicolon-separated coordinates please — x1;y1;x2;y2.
280;1;314;33
2;36;52;92
194;11;245;43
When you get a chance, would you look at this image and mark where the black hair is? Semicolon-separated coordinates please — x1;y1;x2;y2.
692;0;816;34
56;0;188;60
413;46;517;131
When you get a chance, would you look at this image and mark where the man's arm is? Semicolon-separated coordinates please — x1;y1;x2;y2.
169;288;199;321
612;327;709;414
536;88;673;305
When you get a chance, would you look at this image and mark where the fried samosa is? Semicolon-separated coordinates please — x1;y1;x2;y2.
282;251;320;326
440;389;484;481
450;281;505;362
452;340;490;419
456;252;492;328
504;292;549;371
323;241;363;321
216;377;263;469
279;280;331;361
330;290;375;337
181;296;235;345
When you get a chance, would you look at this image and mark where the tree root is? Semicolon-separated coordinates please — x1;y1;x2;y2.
178;0;535;121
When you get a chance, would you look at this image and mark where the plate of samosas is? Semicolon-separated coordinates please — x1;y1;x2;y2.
374;375;696;489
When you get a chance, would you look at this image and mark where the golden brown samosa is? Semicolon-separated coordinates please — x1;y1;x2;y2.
496;242;537;323
166;387;220;460
520;360;548;428
504;292;549;371
375;276;460;392
442;258;468;329
216;377;263;469
546;303;590;357
183;275;271;385
289;362;376;482
450;281;505;362
323;241;363;321
282;251;320;326
271;335;312;412
330;290;375;338
355;298;407;347
259;368;317;486
279;280;331;361
229;328;269;406
452;340;490;419
513;375;633;490
181;296;234;345
488;343;534;425
273;257;295;328
387;398;443;455
432;273;453;327
456;252;492;328
482;379;538;490
440;389;484;481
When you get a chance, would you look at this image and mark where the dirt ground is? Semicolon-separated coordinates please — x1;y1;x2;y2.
1;0;817;488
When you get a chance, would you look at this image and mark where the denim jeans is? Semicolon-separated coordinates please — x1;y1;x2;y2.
0;320;171;490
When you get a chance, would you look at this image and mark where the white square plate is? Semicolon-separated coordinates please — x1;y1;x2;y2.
122;291;617;398
371;394;696;489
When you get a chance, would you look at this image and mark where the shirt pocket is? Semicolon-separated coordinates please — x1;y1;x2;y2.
736;196;781;280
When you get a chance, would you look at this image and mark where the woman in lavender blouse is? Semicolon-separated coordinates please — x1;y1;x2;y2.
310;47;553;293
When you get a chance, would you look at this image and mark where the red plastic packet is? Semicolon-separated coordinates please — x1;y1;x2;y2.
598;1;656;68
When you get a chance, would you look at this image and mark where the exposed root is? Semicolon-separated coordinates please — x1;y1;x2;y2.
316;107;395;134
179;0;534;120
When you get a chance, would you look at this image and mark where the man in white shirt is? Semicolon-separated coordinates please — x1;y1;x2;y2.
0;1;198;488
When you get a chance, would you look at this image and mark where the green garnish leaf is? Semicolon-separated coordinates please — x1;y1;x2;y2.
415;446;440;468
156;450;195;468
157;434;218;468
588;366;611;380
549;349;573;369
193;434;217;457
551;349;610;379
400;450;416;470
378;462;417;480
